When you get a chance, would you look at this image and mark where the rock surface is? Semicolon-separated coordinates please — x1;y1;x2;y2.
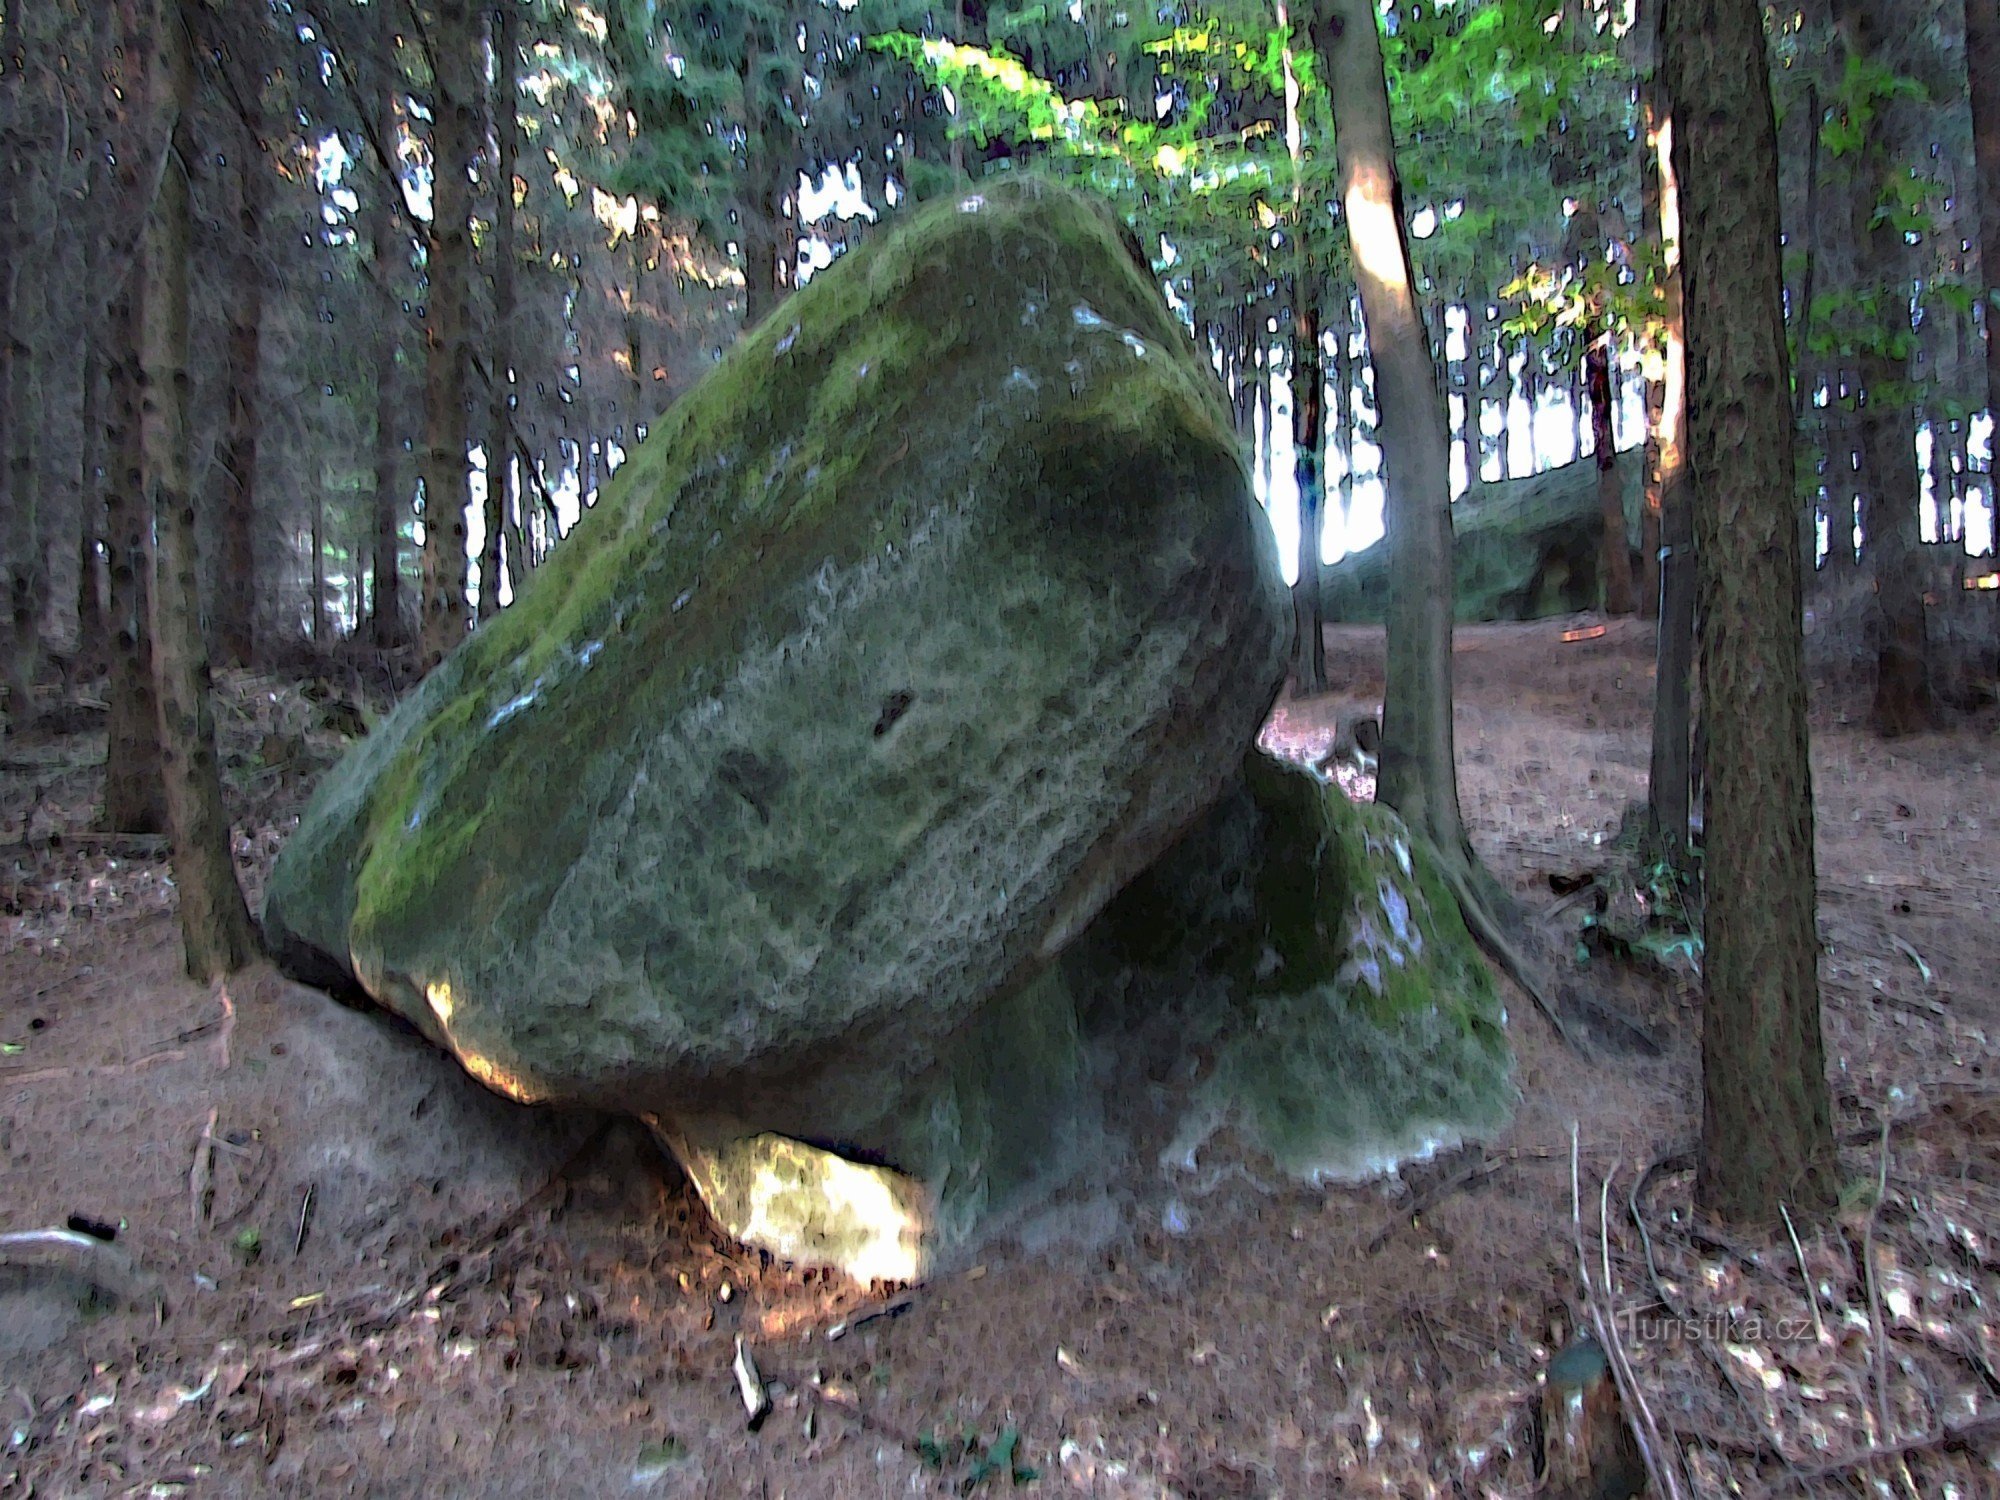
1321;452;1644;623
265;180;1289;1273
1078;751;1514;1183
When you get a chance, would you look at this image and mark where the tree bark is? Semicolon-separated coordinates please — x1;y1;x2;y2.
370;8;407;647
143;0;260;979
215;90;265;667
419;0;475;667
1832;0;1936;735
1312;0;1467;857
1586;318;1638;614
1663;0;1836;1226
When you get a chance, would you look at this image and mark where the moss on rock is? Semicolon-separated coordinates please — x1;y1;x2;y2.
1084;752;1513;1183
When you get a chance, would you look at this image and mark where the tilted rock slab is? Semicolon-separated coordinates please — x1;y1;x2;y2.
265;180;1290;1278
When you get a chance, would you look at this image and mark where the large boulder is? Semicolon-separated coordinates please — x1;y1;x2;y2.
1321;452;1644;623
265;179;1290;1276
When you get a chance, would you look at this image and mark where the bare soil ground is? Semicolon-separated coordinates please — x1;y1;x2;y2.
3;619;1997;1498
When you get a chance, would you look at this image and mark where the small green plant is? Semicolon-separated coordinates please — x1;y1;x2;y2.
915;1423;1038;1491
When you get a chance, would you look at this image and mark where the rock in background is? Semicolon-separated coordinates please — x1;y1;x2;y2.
1321;453;1644;623
265;180;1291;1276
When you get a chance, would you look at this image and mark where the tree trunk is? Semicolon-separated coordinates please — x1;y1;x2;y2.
1645;106;1696;872
1587;319;1637;614
482;0;518;621
1965;0;1999;466
102;278;168;834
419;0;475;667
1330;294;1354;547
1832;0;1936;735
215;97;265;667
369;8;407;648
143;0;260;979
4;259;49;723
1293;281;1326;693
77;350;108;662
1312;0;1467;856
1663;0;1836;1226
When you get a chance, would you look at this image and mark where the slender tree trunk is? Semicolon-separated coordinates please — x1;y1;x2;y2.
1966;0;1999;453
1293;282;1327;692
1664;0;1836;1226
215;98;265;667
310;485;326;644
419;0;475;666
143;0;259;979
1312;0;1467;856
1645;107;1696;871
370;10;407;647
1480;319;1506;480
481;0;519;621
1330;294;1354;547
1586;318;1637;613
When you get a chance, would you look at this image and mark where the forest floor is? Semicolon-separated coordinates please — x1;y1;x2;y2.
2;617;1997;1498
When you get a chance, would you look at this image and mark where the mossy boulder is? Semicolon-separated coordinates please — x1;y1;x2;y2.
1321;452;1644;623
264;179;1289;1276
1080;751;1514;1181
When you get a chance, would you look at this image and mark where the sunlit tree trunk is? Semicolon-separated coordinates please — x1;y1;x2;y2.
1645;104;1696;873
1664;0;1836;1227
143;0;260;978
1311;0;1466;856
419;0;475;667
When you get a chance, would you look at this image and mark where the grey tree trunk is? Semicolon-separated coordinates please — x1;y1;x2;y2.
1664;0;1836;1226
215;86;265;667
419;0;475;667
370;7;407;648
143;0;259;979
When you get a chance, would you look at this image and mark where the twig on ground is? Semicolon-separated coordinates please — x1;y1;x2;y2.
1862;1115;1894;1443
1571;1136;1686;1500
1362;1152;1504;1253
1629;1153;1803;1482
1778;1202;1828;1348
189;1108;218;1229
1775;1409;2000;1487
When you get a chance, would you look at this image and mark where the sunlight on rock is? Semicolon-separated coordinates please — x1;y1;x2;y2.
660;1123;930;1284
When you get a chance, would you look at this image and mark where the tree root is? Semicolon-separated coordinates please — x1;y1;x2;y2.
1434;855;1588;1055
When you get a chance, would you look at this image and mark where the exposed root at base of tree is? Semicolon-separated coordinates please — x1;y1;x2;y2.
1434;854;1586;1054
